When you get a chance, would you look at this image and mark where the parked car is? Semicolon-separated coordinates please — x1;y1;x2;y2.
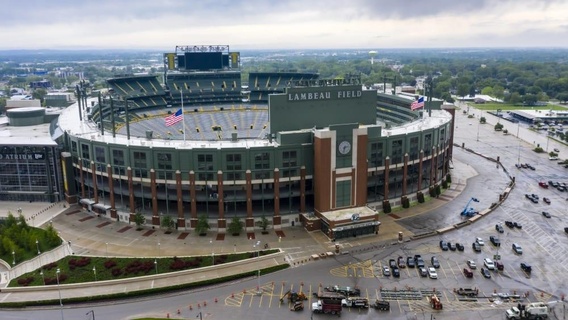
414;255;425;268
431;256;440;268
428;267;438;279
475;237;485;246
520;262;532;273
466;260;477;269
456;243;465;251
439;240;449;251
483;258;495;270
489;236;501;247
495;261;504;271
382;266;391;276
539;182;549;188
472;242;481;252
463;268;473;278
505;221;515;228
542;211;551;218
480;267;491;278
543;197;551;204
418;267;428;277
392;266;400;278
514;222;522;229
397;256;406;268
389;259;397;269
406;256;415;268
495;224;504;233
448;242;457;251
512;243;523;254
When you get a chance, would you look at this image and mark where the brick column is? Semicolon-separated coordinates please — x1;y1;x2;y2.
175;170;185;230
300;166;306;213
383;157;390;200
245;170;254;229
217;170;226;230
430;146;436;186
127;167;135;222
79;158;85;199
107;164;117;219
91;161;98;203
417;151;424;191
189;171;197;228
402;153;409;196
273;168;281;227
150;169;159;226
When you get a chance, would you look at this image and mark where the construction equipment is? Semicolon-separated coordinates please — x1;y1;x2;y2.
325;285;361;296
280;290;307;303
290;301;304;311
430;294;443;310
456;287;479;297
372;299;390;311
461;197;479;217
505;302;549;319
341;297;369;308
312;299;342;315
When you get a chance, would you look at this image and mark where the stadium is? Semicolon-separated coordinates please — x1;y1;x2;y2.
57;45;455;240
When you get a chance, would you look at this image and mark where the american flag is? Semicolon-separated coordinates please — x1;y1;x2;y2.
411;97;425;110
165;108;183;126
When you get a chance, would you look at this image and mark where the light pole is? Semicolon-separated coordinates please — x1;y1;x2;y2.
36;239;41;255
93;266;97;281
253;240;261;295
86;310;95;320
12;250;15;265
56;268;64;320
157;242;161;256
196;311;203;320
210;240;214;266
154;259;158;274
40;270;45;285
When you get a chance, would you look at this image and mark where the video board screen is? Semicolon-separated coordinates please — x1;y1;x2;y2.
184;52;223;70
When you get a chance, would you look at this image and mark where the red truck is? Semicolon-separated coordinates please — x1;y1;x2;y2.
312;299;342;315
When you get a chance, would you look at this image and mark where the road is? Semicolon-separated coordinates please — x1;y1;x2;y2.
3;103;568;320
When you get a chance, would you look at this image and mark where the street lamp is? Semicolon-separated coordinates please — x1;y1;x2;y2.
86;310;95;320
36;239;41;255
210;240;214;266
12;250;15;265
253;240;261;295
157;242;161;256
40;270;45;285
93;266;97;281
56;268;64;320
154;259;158;274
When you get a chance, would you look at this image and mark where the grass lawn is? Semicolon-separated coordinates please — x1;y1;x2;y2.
10;250;277;287
467;102;567;111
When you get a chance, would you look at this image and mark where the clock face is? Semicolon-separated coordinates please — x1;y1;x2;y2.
338;140;351;155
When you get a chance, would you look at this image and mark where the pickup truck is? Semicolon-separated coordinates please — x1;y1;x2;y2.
456;287;479;296
521;263;532;273
372;300;390;311
341;297;369;308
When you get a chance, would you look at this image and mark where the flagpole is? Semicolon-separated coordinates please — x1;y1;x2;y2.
181;90;186;143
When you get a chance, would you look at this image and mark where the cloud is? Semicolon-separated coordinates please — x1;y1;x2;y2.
1;0;568;49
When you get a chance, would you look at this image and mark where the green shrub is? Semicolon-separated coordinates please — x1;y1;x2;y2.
417;192;425;203
382;200;391;214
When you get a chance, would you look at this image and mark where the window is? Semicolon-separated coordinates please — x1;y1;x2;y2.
424;134;432;156
157;153;173;179
112;149;125;175
197;154;214;181
94;146;106;163
133;151;147;178
254;152;270;179
225;154;242;180
409;137;419;161
282;151;297;177
391;140;403;164
71;141;77;153
369;142;383;167
81;144;90;160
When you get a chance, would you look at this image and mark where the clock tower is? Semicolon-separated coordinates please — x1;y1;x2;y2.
313;123;368;213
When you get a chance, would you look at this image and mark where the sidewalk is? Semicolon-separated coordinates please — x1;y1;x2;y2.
0;155;476;303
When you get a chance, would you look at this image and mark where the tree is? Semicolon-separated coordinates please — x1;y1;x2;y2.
480;117;486;124
494;123;504;131
133;212;145;230
523;94;538;106
195;215;210;236
480;86;494;96
556;92;568;103
260;215;270;234
228;217;243;236
457;84;469;100
492;85;505;99
161;215;175;233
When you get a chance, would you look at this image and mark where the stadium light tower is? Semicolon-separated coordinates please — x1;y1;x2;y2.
369;51;377;65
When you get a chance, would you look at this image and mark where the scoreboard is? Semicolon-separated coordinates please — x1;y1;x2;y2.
164;46;240;71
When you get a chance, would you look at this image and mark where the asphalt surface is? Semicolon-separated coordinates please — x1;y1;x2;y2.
2;103;568;320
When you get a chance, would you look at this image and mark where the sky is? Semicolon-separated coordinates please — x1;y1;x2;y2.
2;0;568;50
